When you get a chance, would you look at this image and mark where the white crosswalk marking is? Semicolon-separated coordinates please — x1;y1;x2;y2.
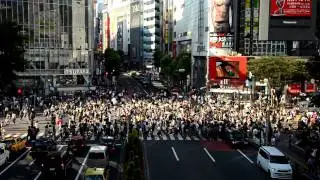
155;136;160;140
37;131;44;138
147;136;152;140
199;135;207;141
177;134;183;140
90;135;95;141
169;134;175;140
192;136;199;141
161;133;168;140
139;135;144;140
186;136;191;140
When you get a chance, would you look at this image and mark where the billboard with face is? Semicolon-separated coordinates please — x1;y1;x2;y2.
209;0;233;50
270;0;312;17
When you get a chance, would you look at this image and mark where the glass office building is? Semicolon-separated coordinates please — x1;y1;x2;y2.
0;0;94;94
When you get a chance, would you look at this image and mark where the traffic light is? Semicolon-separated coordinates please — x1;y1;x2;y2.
17;88;22;95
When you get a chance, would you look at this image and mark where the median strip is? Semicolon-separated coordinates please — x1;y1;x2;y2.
171;147;180;161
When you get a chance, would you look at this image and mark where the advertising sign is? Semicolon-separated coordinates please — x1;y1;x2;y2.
117;21;124;50
64;69;90;75
209;0;233;50
208;56;247;82
270;0;312;17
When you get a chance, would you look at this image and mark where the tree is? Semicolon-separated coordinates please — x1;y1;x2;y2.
0;21;28;95
104;48;121;76
248;57;308;88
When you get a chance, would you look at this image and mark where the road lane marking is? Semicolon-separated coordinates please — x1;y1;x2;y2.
192;136;200;141
29;159;36;166
203;148;215;163
36;131;44;138
75;151;90;180
177;134;183;140
171;147;180;161
20;133;28;139
33;172;41;180
161;132;167;140
155;136;160;140
237;149;254;164
186;136;191;140
0;148;31;176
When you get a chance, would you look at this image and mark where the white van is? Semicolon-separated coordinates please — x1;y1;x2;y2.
257;146;292;179
0;143;10;166
86;145;108;168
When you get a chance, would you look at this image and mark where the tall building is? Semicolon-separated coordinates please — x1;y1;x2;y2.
142;0;161;66
102;0;162;68
161;0;173;55
0;0;94;94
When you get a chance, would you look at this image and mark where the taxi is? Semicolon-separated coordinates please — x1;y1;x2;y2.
1;134;27;153
84;168;109;180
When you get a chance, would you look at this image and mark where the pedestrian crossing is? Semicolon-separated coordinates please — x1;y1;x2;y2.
139;133;211;141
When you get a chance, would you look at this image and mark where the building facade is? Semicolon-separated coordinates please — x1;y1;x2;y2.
0;0;94;94
142;0;161;66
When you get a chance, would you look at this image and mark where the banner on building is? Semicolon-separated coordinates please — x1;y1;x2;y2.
270;0;312;17
208;0;234;50
117;21;124;50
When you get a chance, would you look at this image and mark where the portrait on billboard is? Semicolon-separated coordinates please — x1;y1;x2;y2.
216;61;240;79
270;0;312;17
209;0;233;50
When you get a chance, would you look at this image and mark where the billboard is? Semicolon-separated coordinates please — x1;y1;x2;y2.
245;0;259;39
208;56;247;82
117;21;124;50
209;0;233;50
270;0;312;17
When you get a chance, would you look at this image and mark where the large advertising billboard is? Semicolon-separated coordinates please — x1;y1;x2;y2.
209;0;233;50
208;56;247;82
117;21;124;50
270;0;312;17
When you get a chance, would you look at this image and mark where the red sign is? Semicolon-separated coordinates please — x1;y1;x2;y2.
270;0;312;17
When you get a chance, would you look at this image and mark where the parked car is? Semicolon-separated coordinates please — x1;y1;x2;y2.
0;143;10;166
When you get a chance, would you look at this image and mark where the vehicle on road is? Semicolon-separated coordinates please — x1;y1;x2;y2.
87;145;108;168
0;143;10;166
101;136;122;154
1;135;27;153
41;146;73;177
29;138;58;165
224;129;248;148
84;168;110;180
257;146;293;179
69;135;86;153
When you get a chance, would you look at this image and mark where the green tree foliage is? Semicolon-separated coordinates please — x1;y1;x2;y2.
248;57;308;87
0;21;27;94
104;48;121;75
123;129;144;180
160;52;191;85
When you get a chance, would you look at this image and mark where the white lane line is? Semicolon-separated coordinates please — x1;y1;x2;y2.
171;147;180;161
75;151;90;180
203;148;215;163
161;132;168;140
0;148;31;176
192;136;200;141
237;149;254;164
29;159;36;166
33;172;41;180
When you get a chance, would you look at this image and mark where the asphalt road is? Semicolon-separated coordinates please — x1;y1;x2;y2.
0;134;123;180
144;140;271;180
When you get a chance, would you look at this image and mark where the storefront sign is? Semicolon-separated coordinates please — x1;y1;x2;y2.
270;0;312;17
64;69;89;75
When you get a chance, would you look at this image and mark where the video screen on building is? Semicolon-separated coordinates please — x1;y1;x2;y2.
270;0;312;17
215;61;240;79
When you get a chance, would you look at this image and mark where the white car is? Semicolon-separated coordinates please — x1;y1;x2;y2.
0;143;9;166
257;146;292;179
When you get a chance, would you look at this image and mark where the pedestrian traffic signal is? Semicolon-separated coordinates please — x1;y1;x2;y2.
17;88;22;95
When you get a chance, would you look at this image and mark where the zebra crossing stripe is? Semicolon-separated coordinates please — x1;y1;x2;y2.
192;136;200;141
199;135;207;141
155;136;160;140
161;133;168;140
169;134;175;140
139;136;144;140
20;133;28;139
37;132;44;138
177;134;183;140
147;136;152;140
186;136;191;140
90;136;95;141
